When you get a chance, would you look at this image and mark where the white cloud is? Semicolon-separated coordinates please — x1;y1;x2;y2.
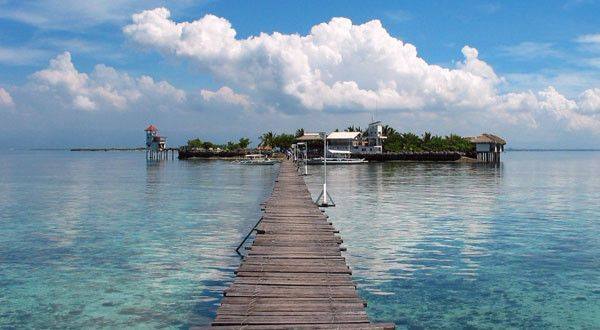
384;10;412;23
30;52;186;112
124;9;600;134
583;57;600;68
124;9;503;112
575;33;600;44
497;42;562;60
200;86;252;109
0;46;51;65
0;87;14;108
0;1;198;30
535;86;600;131
579;88;600;114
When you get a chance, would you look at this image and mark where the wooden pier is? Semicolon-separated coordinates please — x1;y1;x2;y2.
207;161;394;329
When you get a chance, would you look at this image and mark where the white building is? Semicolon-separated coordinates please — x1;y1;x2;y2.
326;121;387;156
327;131;362;155
296;122;388;157
360;121;386;154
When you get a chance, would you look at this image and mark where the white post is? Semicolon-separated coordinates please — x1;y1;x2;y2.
323;133;327;205
304;145;308;175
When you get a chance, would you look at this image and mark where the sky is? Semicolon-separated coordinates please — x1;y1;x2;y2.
1;0;599;148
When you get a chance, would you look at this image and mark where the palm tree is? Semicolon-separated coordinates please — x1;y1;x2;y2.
295;128;305;138
345;125;362;132
259;131;274;147
382;125;396;136
423;132;432;144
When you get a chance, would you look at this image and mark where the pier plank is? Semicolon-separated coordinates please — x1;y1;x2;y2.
209;160;394;329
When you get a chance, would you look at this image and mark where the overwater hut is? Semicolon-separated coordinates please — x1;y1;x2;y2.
296;132;324;158
469;133;506;163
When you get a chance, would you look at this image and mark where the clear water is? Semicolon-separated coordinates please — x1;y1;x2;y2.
1;151;599;328
0;151;278;328
303;151;600;329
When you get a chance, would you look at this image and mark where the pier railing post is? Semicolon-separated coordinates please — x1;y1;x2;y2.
316;132;334;207
323;134;327;205
304;145;308;176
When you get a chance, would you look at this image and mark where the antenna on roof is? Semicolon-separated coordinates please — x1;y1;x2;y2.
372;99;378;123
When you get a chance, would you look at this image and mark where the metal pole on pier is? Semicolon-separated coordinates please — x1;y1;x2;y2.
323;133;327;205
304;145;308;176
316;132;334;207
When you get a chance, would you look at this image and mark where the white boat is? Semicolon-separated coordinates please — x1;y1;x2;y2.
306;157;367;165
239;154;279;165
305;150;367;165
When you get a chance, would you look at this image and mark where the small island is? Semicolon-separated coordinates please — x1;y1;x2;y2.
178;121;506;163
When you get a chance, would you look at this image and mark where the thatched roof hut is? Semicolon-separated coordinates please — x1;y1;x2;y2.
296;133;323;142
468;133;506;145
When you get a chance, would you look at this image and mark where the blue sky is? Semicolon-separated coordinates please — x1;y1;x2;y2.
1;0;599;148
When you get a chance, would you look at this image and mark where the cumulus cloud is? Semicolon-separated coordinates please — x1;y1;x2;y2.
579;88;600;114
200;86;252;109
123;8;600;133
31;51;186;111
124;9;505;112
0;87;14;108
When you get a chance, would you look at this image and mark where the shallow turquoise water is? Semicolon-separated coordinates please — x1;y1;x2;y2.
304;151;600;329
0;151;278;328
1;151;599;328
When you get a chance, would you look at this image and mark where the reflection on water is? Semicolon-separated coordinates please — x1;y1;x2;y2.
0;151;599;328
0;152;278;328
304;153;600;329
307;163;504;281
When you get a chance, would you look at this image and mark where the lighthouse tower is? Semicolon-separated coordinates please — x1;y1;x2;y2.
144;124;167;159
145;125;158;148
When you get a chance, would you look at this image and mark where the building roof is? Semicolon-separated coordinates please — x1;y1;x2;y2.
296;133;323;141
256;145;273;151
145;124;158;132
468;133;506;145
327;131;361;140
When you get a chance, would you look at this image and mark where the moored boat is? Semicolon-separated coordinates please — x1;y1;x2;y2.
304;149;368;164
305;157;367;164
239;154;279;165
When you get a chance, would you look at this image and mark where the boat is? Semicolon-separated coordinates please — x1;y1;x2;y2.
305;150;367;165
239;154;280;165
305;157;367;165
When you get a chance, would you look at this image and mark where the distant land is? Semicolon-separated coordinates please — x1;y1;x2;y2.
0;147;597;152
506;148;600;152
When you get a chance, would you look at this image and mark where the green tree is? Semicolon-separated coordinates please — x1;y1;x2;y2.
259;131;274;147
381;125;396;136
295;128;305;138
272;133;295;150
226;141;238;150
187;138;203;148
202;141;214;150
238;137;251;149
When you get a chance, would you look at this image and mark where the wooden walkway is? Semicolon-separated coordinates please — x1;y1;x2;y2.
208;161;394;329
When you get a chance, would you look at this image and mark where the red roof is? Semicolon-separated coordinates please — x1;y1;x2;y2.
145;125;158;132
